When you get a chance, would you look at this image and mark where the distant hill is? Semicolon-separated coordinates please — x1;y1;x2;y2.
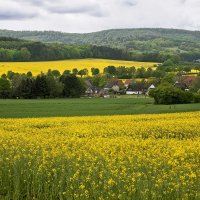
0;28;200;48
1;28;200;62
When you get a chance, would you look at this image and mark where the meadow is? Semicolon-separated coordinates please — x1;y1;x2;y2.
0;59;157;75
0;112;200;199
0;98;200;118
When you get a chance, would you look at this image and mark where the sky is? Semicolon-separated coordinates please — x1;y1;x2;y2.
0;0;200;33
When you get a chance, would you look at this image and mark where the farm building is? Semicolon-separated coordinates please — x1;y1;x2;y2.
126;82;146;95
175;76;199;90
126;82;156;95
104;79;124;91
84;80;101;97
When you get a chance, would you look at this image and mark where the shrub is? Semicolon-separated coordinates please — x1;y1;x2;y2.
149;84;193;104
193;93;200;103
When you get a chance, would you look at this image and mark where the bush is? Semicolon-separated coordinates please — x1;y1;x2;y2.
149;84;193;104
193;93;200;103
162;59;174;66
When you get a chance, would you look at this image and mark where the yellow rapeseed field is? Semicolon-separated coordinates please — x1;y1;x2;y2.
0;59;158;75
0;112;200;199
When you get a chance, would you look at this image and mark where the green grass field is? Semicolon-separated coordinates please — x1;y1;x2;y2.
0;97;200;118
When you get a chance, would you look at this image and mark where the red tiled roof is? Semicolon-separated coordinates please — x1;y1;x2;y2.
124;79;133;85
181;76;199;86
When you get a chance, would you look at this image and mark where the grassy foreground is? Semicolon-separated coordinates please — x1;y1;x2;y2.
0;97;200;118
0;112;200;199
0;59;157;75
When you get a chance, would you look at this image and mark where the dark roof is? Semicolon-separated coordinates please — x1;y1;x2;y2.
127;82;148;91
104;79;123;89
174;82;188;90
124;79;133;85
176;76;198;87
84;80;93;88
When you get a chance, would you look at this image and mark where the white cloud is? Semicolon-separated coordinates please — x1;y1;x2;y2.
0;0;199;32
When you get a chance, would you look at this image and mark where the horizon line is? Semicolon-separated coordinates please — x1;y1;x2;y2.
0;27;200;34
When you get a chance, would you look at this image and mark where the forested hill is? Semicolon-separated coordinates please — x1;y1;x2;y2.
1;28;200;62
1;28;200;48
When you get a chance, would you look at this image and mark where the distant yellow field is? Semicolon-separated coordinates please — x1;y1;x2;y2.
0;59;158;75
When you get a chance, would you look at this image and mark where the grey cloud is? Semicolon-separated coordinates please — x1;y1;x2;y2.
123;0;137;6
46;2;106;17
89;10;107;18
16;0;45;6
172;0;188;6
27;0;43;4
0;0;200;32
180;0;187;4
47;5;94;14
0;10;37;20
0;0;39;20
0;0;106;19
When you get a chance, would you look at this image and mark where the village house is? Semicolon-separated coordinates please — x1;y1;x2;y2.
124;79;134;88
175;76;198;91
85;86;101;97
102;79;125;97
85;78;157;97
126;81;156;95
104;79;124;90
147;84;156;95
84;80;101;97
104;79;124;92
126;82;145;95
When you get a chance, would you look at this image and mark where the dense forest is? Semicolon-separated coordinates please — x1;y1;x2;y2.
0;37;132;62
1;28;200;62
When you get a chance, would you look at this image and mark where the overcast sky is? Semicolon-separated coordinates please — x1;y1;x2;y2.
0;0;200;33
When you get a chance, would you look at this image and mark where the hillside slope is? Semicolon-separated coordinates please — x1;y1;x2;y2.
0;28;200;49
1;28;200;62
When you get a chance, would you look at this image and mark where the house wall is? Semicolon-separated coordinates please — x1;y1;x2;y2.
126;91;142;95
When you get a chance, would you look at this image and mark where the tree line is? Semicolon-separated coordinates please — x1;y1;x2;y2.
0;70;85;99
0;37;131;62
102;63;200;79
2;37;200;63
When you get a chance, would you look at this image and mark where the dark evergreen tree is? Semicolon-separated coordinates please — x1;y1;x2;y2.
60;75;84;98
19;78;34;99
104;66;116;76
34;74;50;98
91;68;100;76
0;78;10;98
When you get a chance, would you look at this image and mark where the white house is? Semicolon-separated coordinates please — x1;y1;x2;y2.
147;84;155;95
